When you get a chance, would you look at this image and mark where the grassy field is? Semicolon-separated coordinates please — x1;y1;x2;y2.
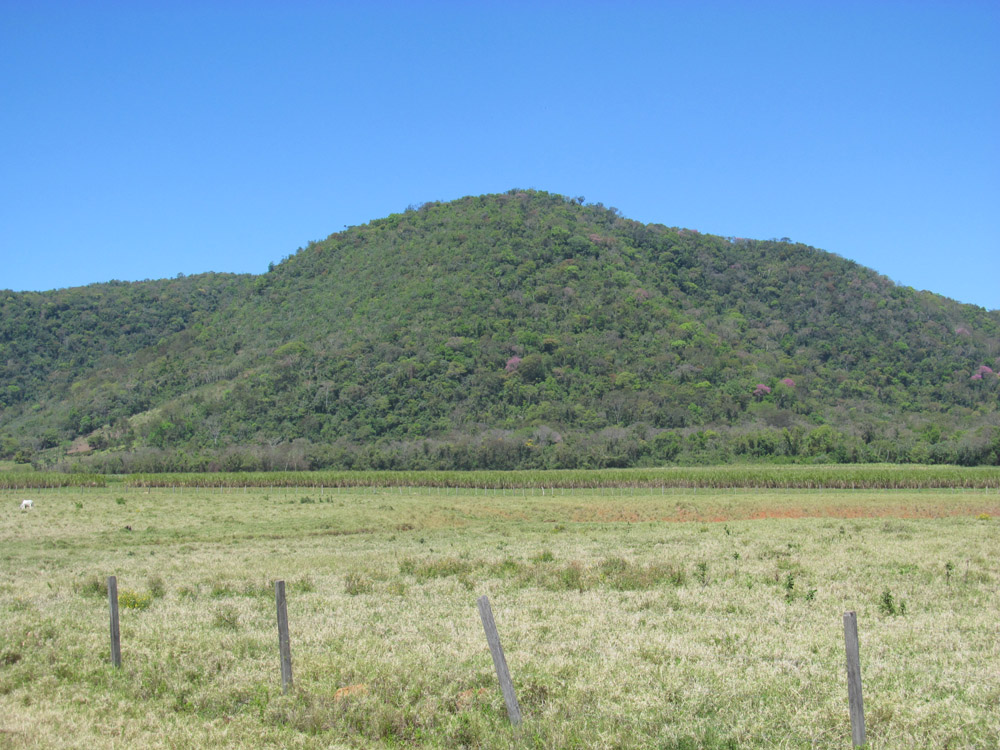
1;484;998;748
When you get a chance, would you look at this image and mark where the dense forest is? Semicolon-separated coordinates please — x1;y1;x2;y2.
2;190;998;471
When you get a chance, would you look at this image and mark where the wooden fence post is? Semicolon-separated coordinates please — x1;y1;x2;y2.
843;611;866;747
107;575;121;668
477;595;522;726
275;580;293;693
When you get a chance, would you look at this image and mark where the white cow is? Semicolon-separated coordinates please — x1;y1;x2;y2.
20;499;33;510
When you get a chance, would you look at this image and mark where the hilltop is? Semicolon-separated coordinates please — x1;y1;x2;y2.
2;190;998;470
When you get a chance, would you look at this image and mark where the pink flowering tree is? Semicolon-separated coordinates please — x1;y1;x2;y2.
780;378;796;387
752;384;771;399
971;365;996;381
505;356;522;373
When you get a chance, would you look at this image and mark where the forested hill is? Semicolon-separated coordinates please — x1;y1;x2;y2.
2;190;998;470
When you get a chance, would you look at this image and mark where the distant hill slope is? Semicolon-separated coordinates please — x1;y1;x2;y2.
2;190;998;469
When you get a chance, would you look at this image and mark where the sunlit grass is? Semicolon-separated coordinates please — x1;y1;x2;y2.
1;486;998;748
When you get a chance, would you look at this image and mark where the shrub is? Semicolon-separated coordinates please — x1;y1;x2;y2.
557;562;586;592
118;589;152;610
147;575;166;598
696;561;709;585
878;589;906;616
76;574;106;598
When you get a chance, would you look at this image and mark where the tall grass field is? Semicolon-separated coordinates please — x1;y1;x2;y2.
1;482;998;748
3;464;1000;490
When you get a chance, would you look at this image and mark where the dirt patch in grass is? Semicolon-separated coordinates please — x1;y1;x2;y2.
568;497;1000;524
743;503;999;521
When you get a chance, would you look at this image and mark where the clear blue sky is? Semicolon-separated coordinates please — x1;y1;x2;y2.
2;1;997;310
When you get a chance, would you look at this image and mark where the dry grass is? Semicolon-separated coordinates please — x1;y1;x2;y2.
1;485;998;748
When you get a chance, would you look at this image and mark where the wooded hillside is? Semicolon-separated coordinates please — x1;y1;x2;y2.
2;190;998;470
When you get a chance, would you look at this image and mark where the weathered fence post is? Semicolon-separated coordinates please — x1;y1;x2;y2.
843;611;866;747
477;595;522;726
275;580;293;693
107;575;121;668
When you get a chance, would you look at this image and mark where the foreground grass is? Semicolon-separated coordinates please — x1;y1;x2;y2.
1;486;998;748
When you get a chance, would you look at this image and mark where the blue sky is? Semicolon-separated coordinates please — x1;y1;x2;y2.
2;1;997;310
